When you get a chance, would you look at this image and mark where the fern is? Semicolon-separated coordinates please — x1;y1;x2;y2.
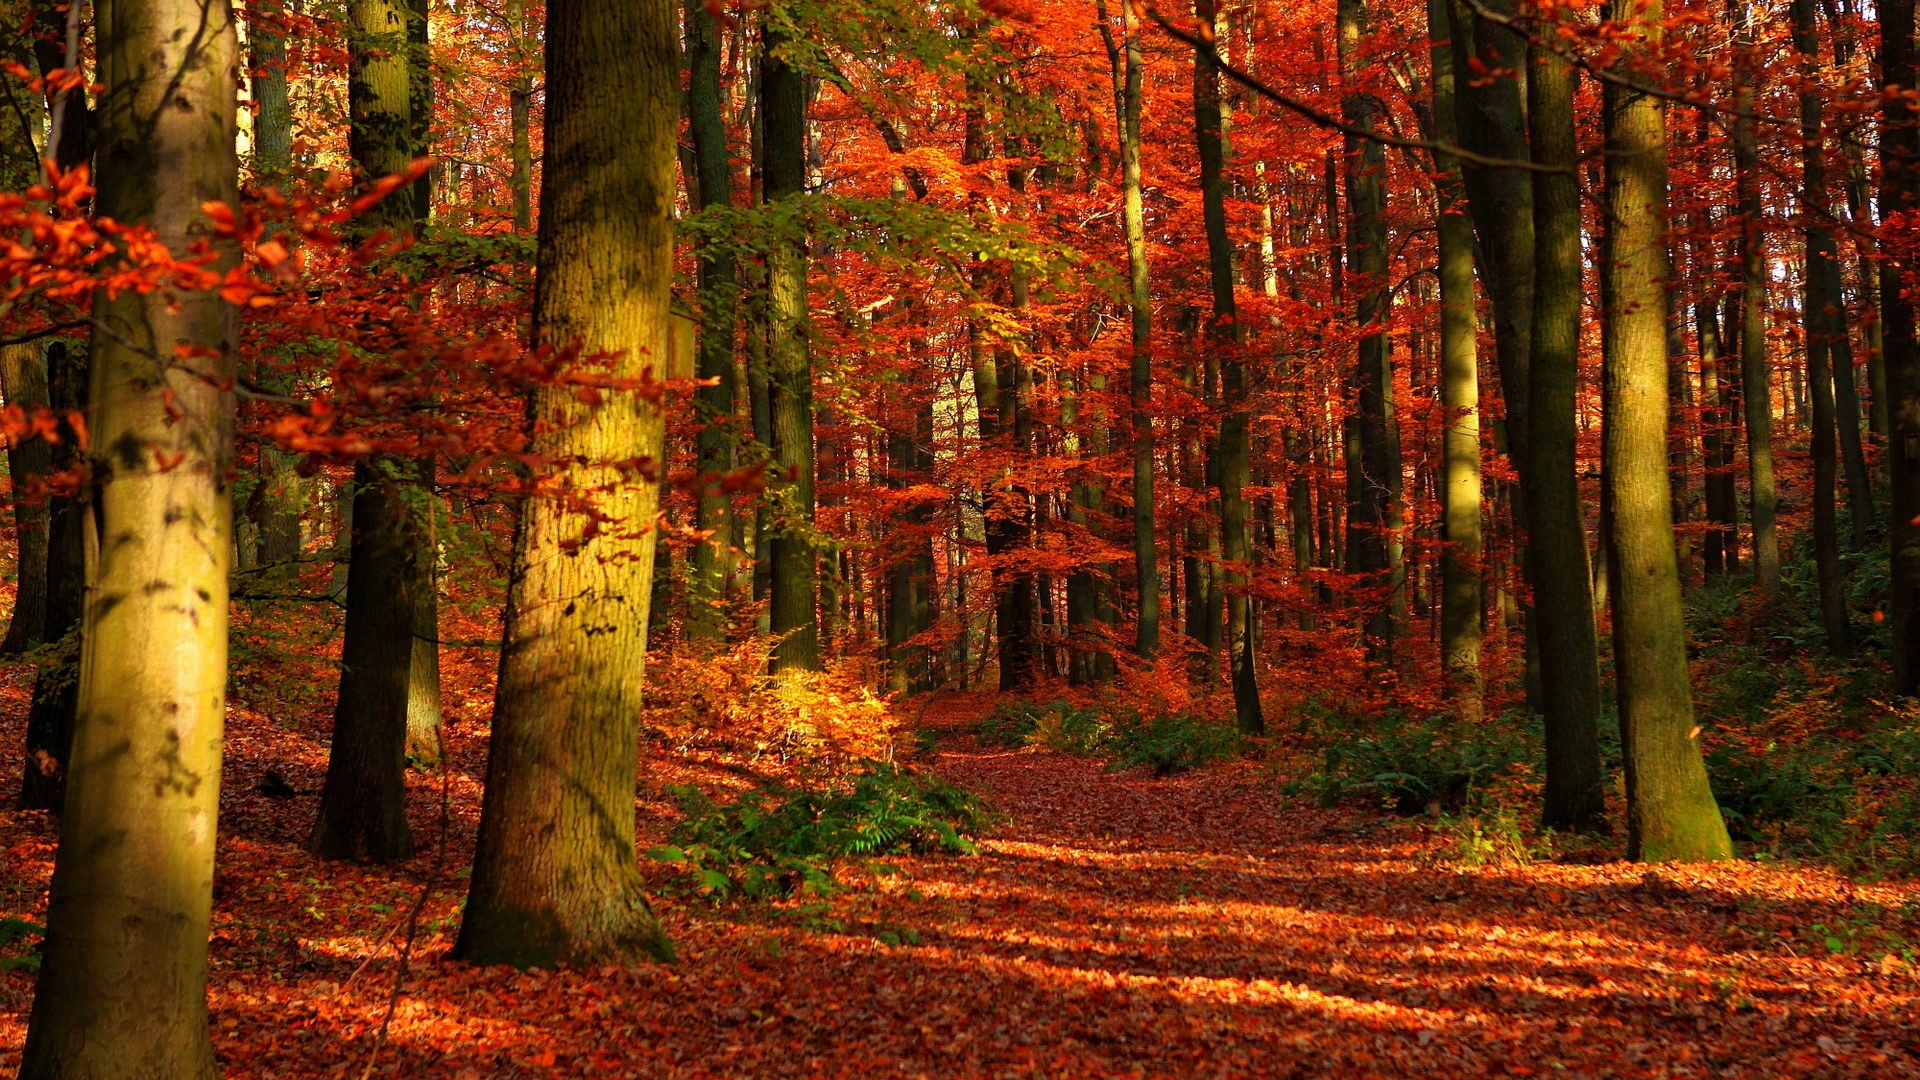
649;762;993;901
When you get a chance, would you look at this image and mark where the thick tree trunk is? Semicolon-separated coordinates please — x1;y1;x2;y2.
686;0;739;642
1;343;51;655
455;0;676;968
311;0;425;862
17;0;238;1072
1527;34;1606;831
762;21;818;673
1600;6;1733;862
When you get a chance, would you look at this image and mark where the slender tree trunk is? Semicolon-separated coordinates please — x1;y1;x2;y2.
310;0;423;862
17;0;237;1071
1428;0;1481;721
1792;0;1854;650
1447;0;1539;707
884;324;935;692
1601;6;1733;862
762;20;818;673
1883;0;1920;691
686;0;738;642
16;343;85;812
1;343;51;654
1194;0;1261;732
508;0;533;234
1528;34;1606;831
1099;0;1158;659
1340;0;1394;657
1733;0;1780;592
455;0;676;968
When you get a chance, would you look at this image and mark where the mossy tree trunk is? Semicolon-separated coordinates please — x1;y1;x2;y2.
1600;2;1734;862
454;0;677;968
18;0;238;1071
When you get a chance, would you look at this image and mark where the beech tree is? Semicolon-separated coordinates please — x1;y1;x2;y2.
455;0;677;967
1601;0;1733;862
17;0;239;1074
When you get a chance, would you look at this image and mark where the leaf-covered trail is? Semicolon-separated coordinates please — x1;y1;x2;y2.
2;688;1918;1078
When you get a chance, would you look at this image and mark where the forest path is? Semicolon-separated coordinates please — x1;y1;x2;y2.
0;683;1916;1079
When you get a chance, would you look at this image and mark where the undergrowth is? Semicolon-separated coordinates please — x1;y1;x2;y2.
975;698;1240;775
648;761;995;901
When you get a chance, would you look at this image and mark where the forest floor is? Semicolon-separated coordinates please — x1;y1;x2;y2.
2;673;1919;1078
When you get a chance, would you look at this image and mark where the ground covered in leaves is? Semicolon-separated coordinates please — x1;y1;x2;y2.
2;678;1918;1079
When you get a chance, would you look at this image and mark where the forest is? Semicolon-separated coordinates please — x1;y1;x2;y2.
0;0;1918;1073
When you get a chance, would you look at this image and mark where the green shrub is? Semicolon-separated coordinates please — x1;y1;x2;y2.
0;918;43;973
976;700;1043;747
976;698;1236;775
648;761;994;901
1106;712;1239;776
1297;707;1529;815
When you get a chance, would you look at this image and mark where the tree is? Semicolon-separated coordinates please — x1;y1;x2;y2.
1428;0;1482;723
687;0;741;643
1097;0;1158;660
1194;0;1261;733
0;342;50;654
1791;0;1853;652
1527;15;1605;831
308;0;427;863
1732;0;1780;593
1340;0;1395;657
1884;0;1920;693
763;9;820;674
17;0;238;1073
1600;0;1733;862
454;0;677;968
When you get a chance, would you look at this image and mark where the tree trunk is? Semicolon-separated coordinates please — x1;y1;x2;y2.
1;343;51;655
1194;0;1261;733
763;20;818;673
1884;0;1920;693
1528;33;1606;831
1098;0;1158;659
17;0;238;1071
1792;0;1854;651
1340;0;1394;658
1600;6;1733;862
1733;0;1781;592
311;0;424;863
17;343;87;812
1447;0;1539;708
455;0;676;968
686;0;738;643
